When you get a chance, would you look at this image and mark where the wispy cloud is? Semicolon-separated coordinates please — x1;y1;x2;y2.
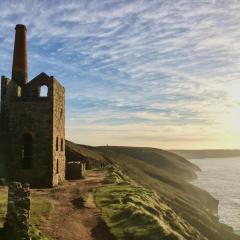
1;0;240;148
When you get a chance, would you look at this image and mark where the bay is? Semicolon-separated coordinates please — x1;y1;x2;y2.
190;157;240;235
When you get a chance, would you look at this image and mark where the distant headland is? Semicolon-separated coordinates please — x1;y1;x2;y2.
170;149;240;159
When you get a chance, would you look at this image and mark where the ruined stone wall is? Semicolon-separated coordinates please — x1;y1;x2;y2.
4;182;30;240
66;162;86;180
2;73;65;187
8;100;53;186
1;76;11;131
0;78;15;179
0;133;10;179
52;78;65;186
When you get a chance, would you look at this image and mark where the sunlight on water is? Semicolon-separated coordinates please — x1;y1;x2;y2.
191;158;240;236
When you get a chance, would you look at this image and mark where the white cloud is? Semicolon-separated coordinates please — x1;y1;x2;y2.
1;0;240;148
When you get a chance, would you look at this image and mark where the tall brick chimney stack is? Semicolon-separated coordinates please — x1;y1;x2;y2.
12;24;28;86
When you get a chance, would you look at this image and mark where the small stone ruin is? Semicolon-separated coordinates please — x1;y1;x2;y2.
4;182;31;240
66;161;86;179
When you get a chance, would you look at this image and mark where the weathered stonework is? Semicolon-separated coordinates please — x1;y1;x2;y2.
66;161;86;180
4;182;31;240
0;25;66;187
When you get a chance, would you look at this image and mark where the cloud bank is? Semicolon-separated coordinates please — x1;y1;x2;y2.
1;0;240;149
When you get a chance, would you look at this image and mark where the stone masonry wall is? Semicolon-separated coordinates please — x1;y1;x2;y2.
4;182;30;240
3;73;66;187
8;100;53;186
52;78;65;186
1;76;11;131
66;161;86;180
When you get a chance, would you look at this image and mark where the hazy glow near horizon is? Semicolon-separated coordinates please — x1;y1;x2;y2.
0;0;240;149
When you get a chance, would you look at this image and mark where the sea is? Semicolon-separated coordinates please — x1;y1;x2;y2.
190;157;240;236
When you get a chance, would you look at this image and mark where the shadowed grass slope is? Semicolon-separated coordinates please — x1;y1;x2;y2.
65;140;106;169
64;142;240;239
95;146;240;240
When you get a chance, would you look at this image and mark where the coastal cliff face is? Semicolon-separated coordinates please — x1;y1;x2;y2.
1;139;240;239
66;142;240;240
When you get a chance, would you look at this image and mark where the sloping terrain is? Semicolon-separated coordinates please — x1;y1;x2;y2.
0;170;113;240
33;170;114;240
1;138;240;239
66;140;107;168
96;166;206;240
65;142;240;240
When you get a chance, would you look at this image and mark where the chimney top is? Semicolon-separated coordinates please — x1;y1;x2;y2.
15;24;27;31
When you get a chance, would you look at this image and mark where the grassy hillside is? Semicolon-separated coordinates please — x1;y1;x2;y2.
96;166;205;240
65;142;240;240
1;137;240;239
65;140;106;168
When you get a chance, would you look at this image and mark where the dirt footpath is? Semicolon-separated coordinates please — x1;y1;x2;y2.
33;170;115;240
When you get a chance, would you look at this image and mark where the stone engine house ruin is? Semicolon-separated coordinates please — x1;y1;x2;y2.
0;24;66;187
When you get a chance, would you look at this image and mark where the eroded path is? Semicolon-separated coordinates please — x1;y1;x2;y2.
32;170;115;240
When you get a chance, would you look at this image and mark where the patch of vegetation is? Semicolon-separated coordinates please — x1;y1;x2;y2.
96;166;204;240
106;165;132;184
0;187;52;240
30;197;53;240
30;225;52;240
31;197;53;227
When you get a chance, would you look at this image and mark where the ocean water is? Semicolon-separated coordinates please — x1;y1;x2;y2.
190;157;240;235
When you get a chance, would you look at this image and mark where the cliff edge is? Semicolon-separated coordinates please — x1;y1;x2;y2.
66;142;240;240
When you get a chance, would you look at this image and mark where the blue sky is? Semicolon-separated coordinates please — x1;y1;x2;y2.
1;0;240;149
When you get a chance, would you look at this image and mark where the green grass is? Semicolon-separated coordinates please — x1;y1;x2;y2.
96;183;165;240
96;146;236;240
31;197;53;226
30;225;52;240
95;166;204;240
0;187;52;240
30;197;53;240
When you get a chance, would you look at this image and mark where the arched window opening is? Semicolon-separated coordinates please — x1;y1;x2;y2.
40;85;48;97
56;159;59;174
61;139;64;152
56;137;59;151
22;133;33;169
17;86;22;97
